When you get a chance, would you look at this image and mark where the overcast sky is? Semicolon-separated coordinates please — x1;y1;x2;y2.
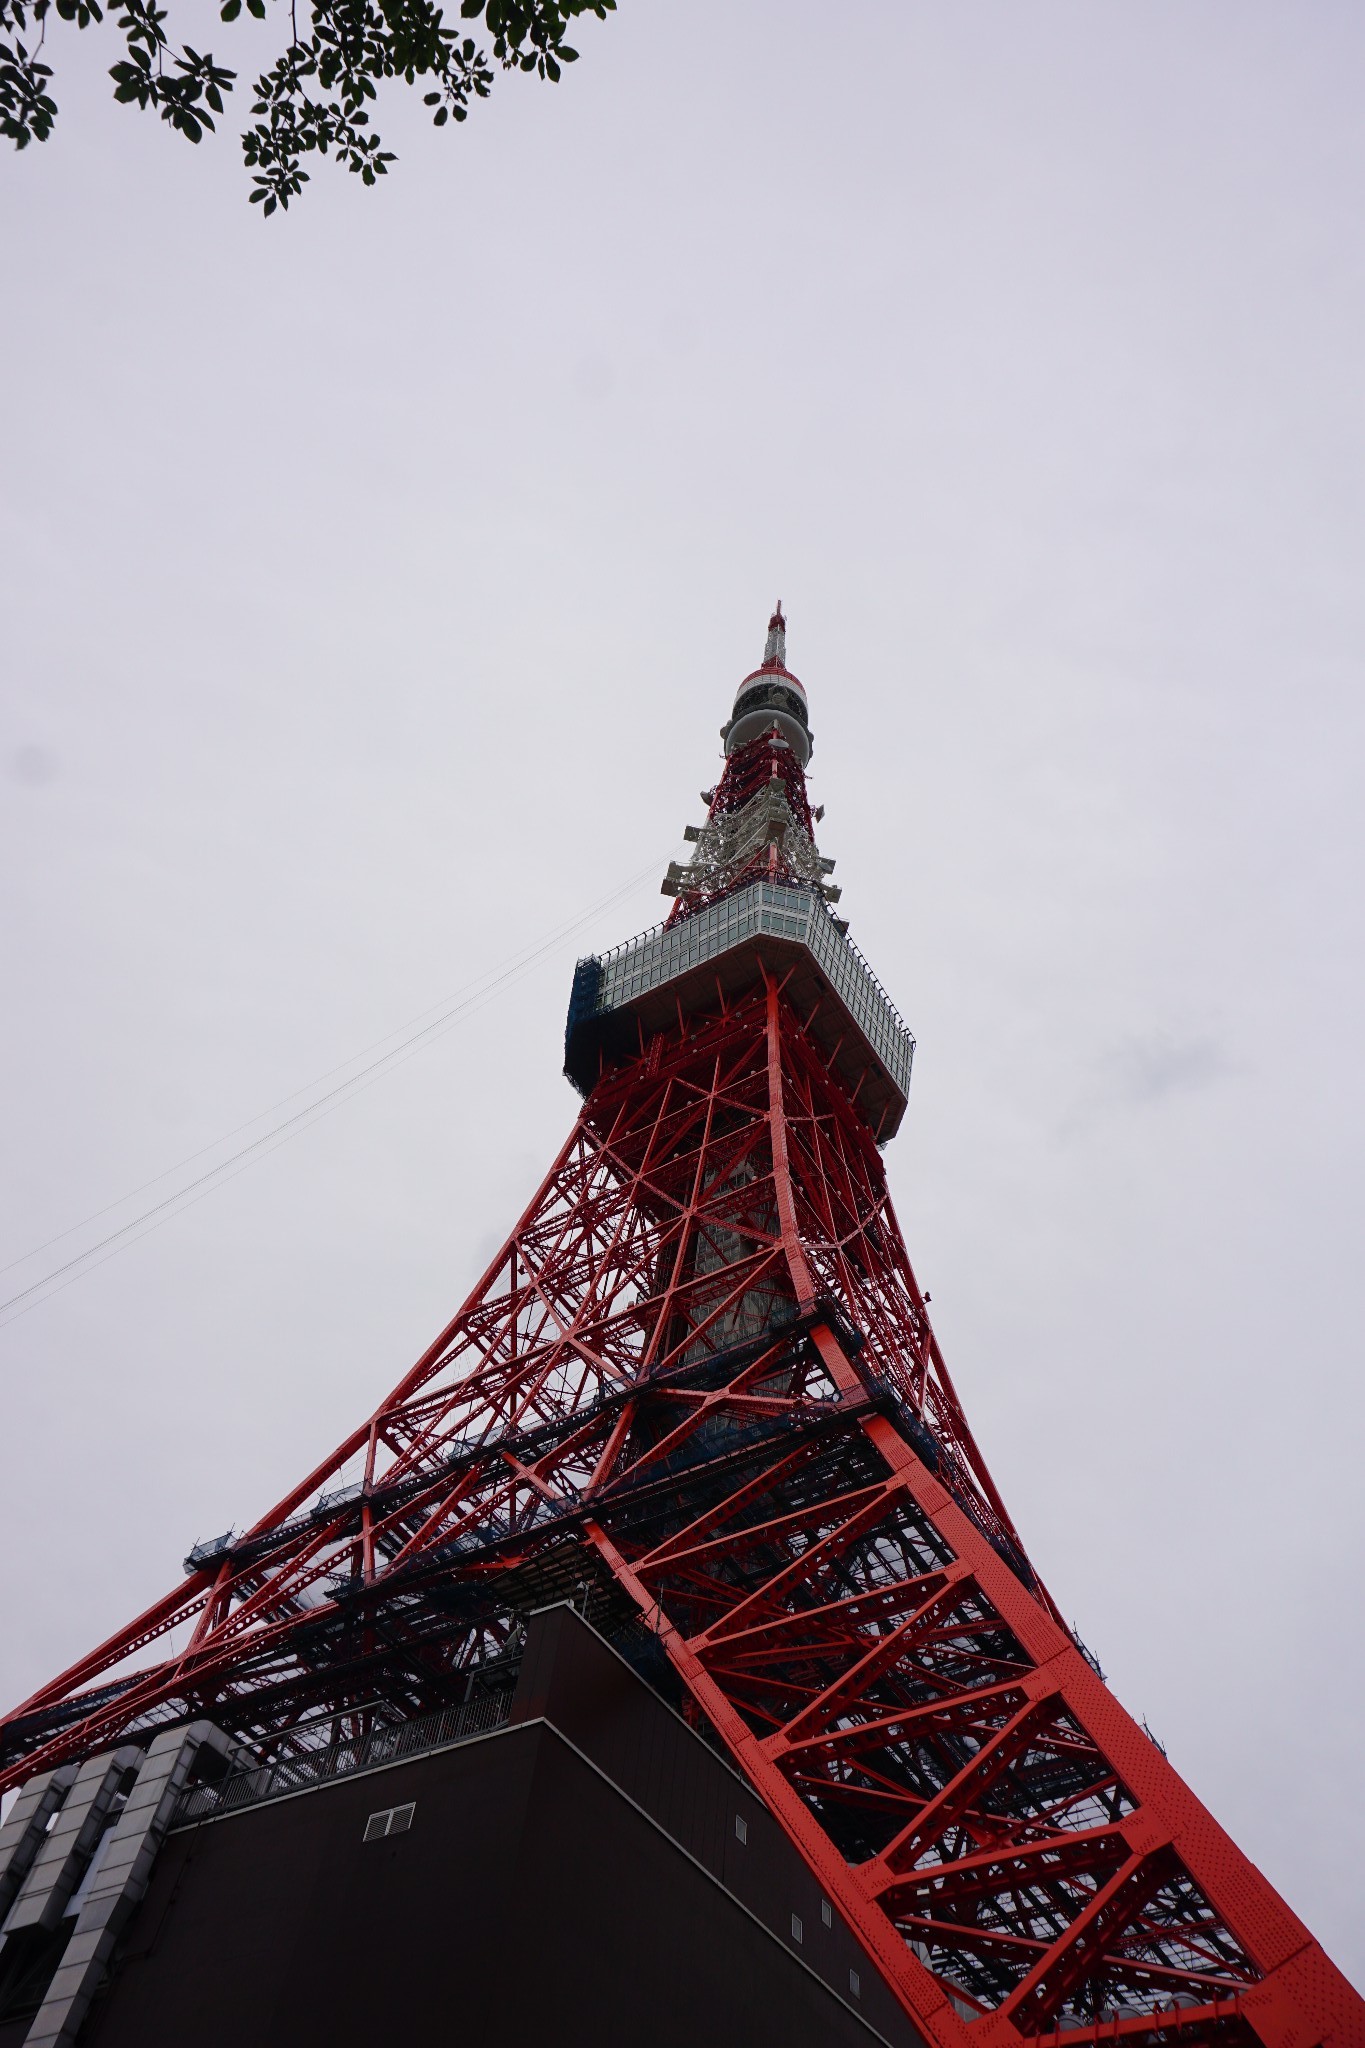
2;0;1362;1991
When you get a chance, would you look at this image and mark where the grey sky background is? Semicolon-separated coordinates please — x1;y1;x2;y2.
3;0;1363;1988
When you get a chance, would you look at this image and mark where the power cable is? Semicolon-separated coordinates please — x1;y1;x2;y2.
0;850;677;1330
1;853;669;1284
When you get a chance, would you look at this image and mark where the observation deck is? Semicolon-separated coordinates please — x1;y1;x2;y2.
565;881;915;1139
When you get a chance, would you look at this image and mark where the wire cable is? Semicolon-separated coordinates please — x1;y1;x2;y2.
0;850;677;1330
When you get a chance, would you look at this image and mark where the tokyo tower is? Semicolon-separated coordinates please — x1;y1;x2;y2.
1;610;1359;2048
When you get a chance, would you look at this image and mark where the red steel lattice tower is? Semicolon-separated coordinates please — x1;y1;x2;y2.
4;610;1361;2048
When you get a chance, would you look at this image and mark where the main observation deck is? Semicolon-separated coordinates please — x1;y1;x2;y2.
564;880;915;1140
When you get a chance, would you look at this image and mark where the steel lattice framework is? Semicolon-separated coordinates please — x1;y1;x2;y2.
3;613;1360;2048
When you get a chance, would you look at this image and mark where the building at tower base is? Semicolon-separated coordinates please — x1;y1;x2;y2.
1;1606;913;2048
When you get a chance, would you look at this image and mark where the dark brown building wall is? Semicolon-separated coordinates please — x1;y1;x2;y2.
81;1610;922;2048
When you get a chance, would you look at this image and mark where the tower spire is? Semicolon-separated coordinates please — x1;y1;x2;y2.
763;598;787;668
659;614;835;921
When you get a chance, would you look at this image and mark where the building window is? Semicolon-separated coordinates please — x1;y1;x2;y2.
791;1914;803;1944
734;1814;748;1845
849;1970;861;2000
822;1899;833;1928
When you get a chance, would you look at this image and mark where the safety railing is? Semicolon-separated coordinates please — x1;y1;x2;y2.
578;882;915;1099
171;1688;515;1827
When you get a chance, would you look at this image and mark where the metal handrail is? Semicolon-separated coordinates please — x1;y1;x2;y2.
577;882;915;1098
171;1689;514;1827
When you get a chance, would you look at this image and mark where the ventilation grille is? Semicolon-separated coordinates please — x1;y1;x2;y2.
362;1802;415;1843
